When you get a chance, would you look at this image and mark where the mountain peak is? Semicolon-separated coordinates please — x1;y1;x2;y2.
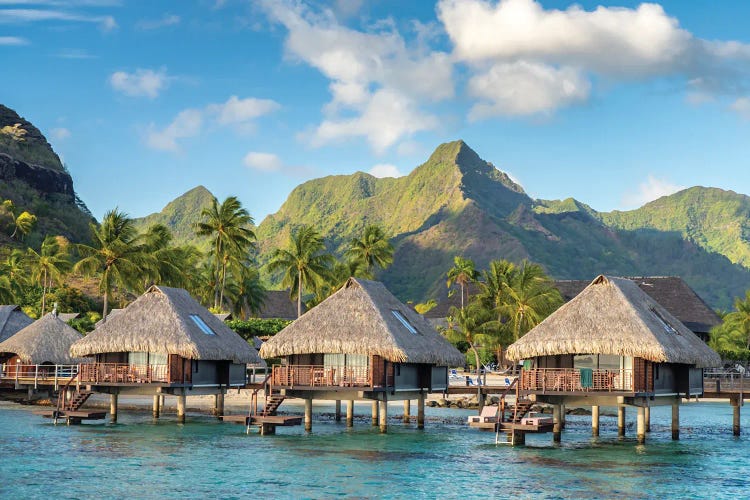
0;104;63;172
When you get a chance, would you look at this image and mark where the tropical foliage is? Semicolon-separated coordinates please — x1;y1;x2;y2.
446;256;477;310
710;290;750;360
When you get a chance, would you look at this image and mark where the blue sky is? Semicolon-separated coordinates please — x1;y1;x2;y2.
2;0;750;223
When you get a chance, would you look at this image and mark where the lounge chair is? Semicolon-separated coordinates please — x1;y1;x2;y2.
468;405;499;424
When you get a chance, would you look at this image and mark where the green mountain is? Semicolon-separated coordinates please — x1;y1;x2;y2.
0;104;94;247
256;140;750;309
132;185;216;251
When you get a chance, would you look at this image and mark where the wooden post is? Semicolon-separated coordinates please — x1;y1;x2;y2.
379;399;388;433
260;422;276;435
215;391;225;418
160;394;165;408
671;403;679;440
637;406;646;444
552;404;562;443
177;391;186;424
733;400;741;436
403;400;410;424
591;405;600;437
617;406;626;437
346;400;354;427
334;400;341;422
645;406;651;433
27;386;34;401
560;404;566;429
371;400;379;427
152;394;160;419
509;429;525;445
110;393;118;423
304;398;313;432
417;393;425;430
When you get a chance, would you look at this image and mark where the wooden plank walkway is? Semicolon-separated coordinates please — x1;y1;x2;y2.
32;409;107;422
221;415;303;426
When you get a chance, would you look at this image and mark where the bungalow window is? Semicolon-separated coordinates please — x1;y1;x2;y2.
190;314;216;335
651;308;678;335
391;310;418;335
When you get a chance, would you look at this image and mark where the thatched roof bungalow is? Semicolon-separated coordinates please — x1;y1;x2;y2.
0;305;33;343
508;275;720;401
71;286;263;393
261;278;464;399
0;312;85;366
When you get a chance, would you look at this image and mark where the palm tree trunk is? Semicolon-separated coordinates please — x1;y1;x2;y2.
297;269;302;318
219;259;227;311
460;282;465;310
214;240;222;309
103;289;109;322
41;268;47;316
470;343;483;411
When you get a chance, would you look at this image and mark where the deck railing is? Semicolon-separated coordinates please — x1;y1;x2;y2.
703;369;750;392
520;368;634;392
0;364;80;389
272;365;372;388
78;363;169;384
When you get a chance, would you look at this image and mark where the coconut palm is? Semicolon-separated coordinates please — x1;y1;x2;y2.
712;291;750;352
0;249;28;302
196;196;255;310
26;236;71;316
220;262;267;319
267;225;334;318
74;209;151;321
140;223;201;290
446;256;477;310
346;225;394;278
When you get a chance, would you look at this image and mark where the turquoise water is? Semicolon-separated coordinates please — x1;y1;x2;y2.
1;401;749;499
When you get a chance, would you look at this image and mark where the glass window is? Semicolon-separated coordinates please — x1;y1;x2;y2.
598;355;621;371
651;308;678;334
573;354;596;369
391;310;418;335
190;314;216;335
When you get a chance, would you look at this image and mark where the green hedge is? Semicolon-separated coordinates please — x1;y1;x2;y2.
226;318;291;342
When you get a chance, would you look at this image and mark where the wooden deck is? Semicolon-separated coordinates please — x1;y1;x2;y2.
469;420;554;433
32;409;107;423
221;414;303;426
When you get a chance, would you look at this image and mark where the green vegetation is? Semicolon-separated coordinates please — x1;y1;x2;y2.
26;235;71;316
225;318;292;341
446;256;478;310
710;291;750;361
345;224;394;278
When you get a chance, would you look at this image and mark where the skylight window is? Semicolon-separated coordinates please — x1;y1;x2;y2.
651;308;678;335
190;314;215;335
391;310;418;335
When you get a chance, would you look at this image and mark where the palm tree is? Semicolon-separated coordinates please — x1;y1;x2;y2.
221;262;267;319
345;225;394;278
196;196;255;310
476;259;517;367
267;225;334;318
74;209;151;321
714;290;750;350
0;249;28;302
446;256;477;310
26;236;71;316
140;224;201;290
499;261;563;343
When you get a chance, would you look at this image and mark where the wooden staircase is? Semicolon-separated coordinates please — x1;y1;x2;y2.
261;394;286;416
62;390;93;411
508;399;533;423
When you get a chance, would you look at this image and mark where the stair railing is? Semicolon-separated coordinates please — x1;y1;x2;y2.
54;370;80;425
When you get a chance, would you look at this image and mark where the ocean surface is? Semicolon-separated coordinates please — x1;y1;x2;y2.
1;400;749;499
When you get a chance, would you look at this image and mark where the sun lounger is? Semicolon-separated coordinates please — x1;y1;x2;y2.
468;405;499;424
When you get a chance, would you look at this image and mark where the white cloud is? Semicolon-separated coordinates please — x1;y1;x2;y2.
136;13;180;30
207;95;280;126
368;163;402;178
621;175;685;209
261;0;452;152
730;97;750;118
110;68;169;98
145;109;202;152
468;61;590;118
50;127;71;141
0;36;28;45
243;152;283;172
0;8;117;31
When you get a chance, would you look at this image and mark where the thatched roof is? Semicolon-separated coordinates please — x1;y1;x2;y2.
71;286;263;365
0;305;34;343
94;309;123;328
260;278;464;366
506;276;721;368
57;312;80;322
253;290;300;320
0;313;86;364
555;277;721;335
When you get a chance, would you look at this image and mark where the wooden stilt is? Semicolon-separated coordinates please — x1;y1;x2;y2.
645;406;651;433
417;393;425;430
110;393;118;423
346;400;354;427
617;406;626;437
304;398;313;432
671;403;679;440
509;429;525;445
591;405;600;437
733;401;741;436
27;386;34;401
177;391;186;423
335;400;341;422
215;391;225;418
553;404;561;443
160;394;165;408
403;400;410;423
379;399;388;433
560;404;566;429
371;400;379;427
152;394;160;419
260;423;276;435
637;406;646;444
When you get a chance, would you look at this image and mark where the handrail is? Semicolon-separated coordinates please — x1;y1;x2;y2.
249;372;273;418
54;369;80;425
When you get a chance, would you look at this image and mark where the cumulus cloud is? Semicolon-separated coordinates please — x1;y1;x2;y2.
261;0;452;152
136;13;180;30
438;0;750;118
0;8;117;31
621;175;685;209
207;95;280;127
110;68;169;98
243;152;284;172
145;109;202;152
50;127;71;141
730;97;750;119
368;163;402;178
0;36;28;45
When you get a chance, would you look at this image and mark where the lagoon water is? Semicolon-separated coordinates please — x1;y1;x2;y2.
1;401;749;499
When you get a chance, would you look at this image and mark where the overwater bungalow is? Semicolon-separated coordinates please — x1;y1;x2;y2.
258;278;465;433
506;275;721;444
0;305;33;342
0;312;86;396
69;285;265;422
